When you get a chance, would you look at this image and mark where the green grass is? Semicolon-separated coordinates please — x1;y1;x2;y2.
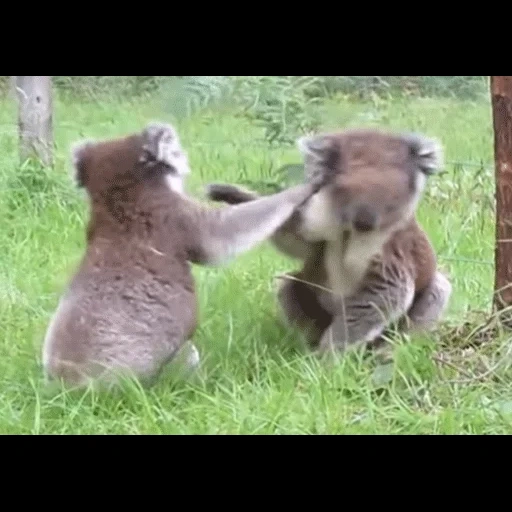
1;93;511;434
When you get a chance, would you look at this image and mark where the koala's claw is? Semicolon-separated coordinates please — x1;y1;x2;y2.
204;183;255;205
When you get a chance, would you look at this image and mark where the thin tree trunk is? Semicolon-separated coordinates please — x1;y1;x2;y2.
16;76;54;167
491;76;512;319
9;76;17;99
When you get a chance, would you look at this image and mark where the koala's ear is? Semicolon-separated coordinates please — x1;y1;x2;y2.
71;139;96;188
297;133;333;160
139;121;191;177
403;132;444;175
297;133;340;170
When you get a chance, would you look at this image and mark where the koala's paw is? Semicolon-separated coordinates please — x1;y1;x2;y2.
205;183;257;205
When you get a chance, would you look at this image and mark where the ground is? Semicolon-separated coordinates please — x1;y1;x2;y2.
1;94;510;434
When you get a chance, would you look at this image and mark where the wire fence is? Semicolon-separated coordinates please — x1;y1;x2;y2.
0;77;496;257
0;76;496;183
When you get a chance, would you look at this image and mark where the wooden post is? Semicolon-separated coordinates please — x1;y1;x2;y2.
491;76;512;318
8;76;17;99
16;76;54;167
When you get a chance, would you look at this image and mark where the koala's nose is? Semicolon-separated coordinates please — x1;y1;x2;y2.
353;204;378;232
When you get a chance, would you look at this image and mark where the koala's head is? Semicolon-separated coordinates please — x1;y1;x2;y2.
71;121;191;197
297;128;443;234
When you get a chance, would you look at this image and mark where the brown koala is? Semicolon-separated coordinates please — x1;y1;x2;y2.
42;122;330;389
205;128;452;359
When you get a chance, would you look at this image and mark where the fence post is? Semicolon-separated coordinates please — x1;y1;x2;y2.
491;76;512;319
8;76;17;99
16;76;54;167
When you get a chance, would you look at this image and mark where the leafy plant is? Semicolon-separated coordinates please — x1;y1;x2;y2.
231;76;323;145
159;76;234;120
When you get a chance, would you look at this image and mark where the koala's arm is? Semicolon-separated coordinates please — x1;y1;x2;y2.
205;183;316;261
186;183;317;266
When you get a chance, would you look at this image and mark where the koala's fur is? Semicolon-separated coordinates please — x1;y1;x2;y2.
205;128;452;360
42;122;328;389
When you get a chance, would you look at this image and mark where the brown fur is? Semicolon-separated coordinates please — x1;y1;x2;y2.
42;122;332;389
278;218;438;343
206;128;451;359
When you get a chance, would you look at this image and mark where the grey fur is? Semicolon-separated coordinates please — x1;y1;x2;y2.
400;271;452;331
316;265;416;355
205;129;451;361
43;122;330;390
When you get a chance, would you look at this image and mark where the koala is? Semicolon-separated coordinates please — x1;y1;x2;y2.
205;128;452;360
42;122;331;390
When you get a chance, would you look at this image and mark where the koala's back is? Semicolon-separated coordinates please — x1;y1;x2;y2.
43;234;198;387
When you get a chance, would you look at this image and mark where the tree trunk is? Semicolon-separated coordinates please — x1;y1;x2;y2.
9;76;17;99
491;76;512;319
16;76;54;167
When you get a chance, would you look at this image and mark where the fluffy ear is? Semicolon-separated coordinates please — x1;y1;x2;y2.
139;121;191;177
297;133;337;162
296;133;341;184
297;133;341;175
403;133;444;175
70;139;96;188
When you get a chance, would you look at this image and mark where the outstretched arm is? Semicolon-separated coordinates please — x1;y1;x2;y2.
204;183;315;261
187;182;317;266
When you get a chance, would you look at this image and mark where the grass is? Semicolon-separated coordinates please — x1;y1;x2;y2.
1;92;511;434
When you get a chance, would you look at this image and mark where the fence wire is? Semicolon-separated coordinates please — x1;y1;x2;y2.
0;76;496;269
